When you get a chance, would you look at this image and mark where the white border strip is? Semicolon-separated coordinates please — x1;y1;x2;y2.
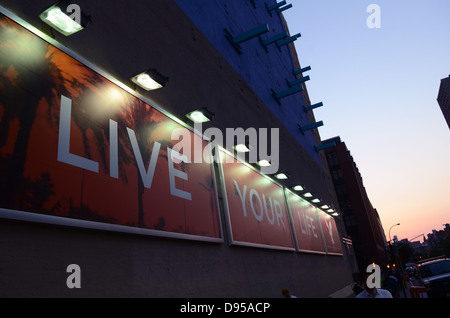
0;208;223;243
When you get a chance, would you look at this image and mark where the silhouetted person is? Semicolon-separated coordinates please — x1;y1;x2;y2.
281;288;297;298
383;270;399;297
356;273;393;298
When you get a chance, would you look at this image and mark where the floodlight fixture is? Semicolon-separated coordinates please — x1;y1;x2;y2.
131;69;168;91
39;0;91;36
257;159;271;167
185;108;214;123
234;144;251;153
274;172;288;180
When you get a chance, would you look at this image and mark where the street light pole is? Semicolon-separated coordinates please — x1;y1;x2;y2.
387;223;408;297
387;223;400;277
389;223;400;243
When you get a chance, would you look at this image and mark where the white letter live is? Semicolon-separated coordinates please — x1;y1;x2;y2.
57;95;192;201
367;4;381;29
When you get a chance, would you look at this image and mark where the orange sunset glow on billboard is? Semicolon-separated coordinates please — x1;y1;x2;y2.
0;15;222;242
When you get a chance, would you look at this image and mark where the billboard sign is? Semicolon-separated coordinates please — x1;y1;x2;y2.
284;189;326;254
218;150;295;251
317;209;343;255
0;14;222;242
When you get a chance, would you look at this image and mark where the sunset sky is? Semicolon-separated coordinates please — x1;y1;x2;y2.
284;0;450;242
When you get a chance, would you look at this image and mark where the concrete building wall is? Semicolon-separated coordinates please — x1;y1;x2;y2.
0;0;353;297
174;0;319;161
0;218;351;297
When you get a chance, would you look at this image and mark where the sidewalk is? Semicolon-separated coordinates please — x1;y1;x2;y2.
398;279;413;298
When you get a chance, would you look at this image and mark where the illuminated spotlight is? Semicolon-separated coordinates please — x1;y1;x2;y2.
331;212;339;216
292;185;304;191
303;192;313;198
131;69;168;91
257;159;271;167
326;208;334;213
311;198;320;203
274;172;288;180
321;204;330;210
234;144;251;153
185;108;214;123
39;0;91;36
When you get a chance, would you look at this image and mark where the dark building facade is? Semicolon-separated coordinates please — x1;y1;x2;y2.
0;1;357;297
437;75;450;129
323;137;388;271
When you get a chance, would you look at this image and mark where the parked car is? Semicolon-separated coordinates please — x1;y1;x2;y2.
417;257;450;298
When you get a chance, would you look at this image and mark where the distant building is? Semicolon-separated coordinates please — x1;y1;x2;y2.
427;224;450;249
437;75;450;129
323;137;389;271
